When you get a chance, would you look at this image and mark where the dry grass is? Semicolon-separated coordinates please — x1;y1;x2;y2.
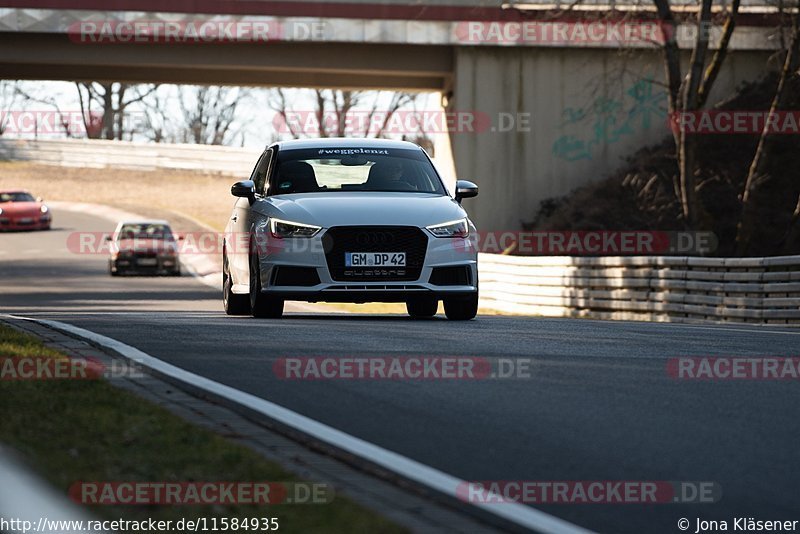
0;161;235;231
0;324;406;532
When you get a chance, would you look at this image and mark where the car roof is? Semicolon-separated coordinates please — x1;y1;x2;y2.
116;220;171;227
270;137;421;152
0;190;33;195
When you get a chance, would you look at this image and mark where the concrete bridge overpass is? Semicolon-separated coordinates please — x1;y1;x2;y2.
0;0;777;229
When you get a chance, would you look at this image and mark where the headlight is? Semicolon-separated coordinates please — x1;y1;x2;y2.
0;208;3;215
40;205;49;213
426;218;469;238
269;218;321;238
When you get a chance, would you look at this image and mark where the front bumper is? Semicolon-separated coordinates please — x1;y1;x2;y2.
0;216;51;231
262;287;477;303
112;255;180;275
254;227;478;303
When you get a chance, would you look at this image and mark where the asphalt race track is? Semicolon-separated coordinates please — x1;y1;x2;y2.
2;208;799;534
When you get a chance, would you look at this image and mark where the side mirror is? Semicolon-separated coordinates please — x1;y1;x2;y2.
36;197;44;202
105;235;112;241
455;180;479;203
231;180;256;202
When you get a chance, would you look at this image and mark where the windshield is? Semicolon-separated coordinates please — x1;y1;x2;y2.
0;192;35;203
117;223;174;240
271;147;446;195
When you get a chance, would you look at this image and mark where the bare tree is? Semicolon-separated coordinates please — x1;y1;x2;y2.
268;89;417;139
654;0;741;229
12;83;78;138
0;81;22;136
268;89;305;138
177;86;247;145
75;82;158;140
736;4;800;253
138;86;176;144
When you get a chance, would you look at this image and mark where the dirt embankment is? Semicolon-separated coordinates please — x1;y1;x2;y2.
0;161;236;232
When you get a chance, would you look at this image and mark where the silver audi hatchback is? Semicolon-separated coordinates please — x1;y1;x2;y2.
223;138;479;319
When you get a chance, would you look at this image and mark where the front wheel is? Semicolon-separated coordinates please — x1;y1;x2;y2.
406;298;438;318
249;251;284;318
443;293;478;321
223;253;250;316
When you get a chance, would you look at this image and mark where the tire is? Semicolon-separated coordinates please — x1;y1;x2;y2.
406;298;438;318
223;253;250;316
249;250;283;318
443;292;479;321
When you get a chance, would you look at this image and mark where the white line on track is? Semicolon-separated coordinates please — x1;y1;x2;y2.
8;314;593;534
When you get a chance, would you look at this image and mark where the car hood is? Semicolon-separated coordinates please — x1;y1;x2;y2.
260;193;467;228
0;202;41;215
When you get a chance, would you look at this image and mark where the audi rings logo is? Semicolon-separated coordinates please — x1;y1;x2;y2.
355;231;396;246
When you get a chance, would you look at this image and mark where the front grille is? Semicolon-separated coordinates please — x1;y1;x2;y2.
271;266;321;287
429;265;472;286
322;226;428;281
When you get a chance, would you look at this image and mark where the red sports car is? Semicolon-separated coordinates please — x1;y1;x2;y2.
0;190;52;231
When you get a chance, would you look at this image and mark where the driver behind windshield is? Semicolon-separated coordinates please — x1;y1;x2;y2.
365;161;417;191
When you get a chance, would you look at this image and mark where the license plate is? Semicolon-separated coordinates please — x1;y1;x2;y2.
345;252;406;267
137;258;158;266
17;218;33;224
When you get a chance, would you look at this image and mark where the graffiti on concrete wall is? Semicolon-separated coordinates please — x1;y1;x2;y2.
552;78;667;162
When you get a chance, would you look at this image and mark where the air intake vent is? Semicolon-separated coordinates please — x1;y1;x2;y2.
429;266;471;286
271;266;321;287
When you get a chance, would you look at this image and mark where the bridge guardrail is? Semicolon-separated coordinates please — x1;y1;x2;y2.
479;253;800;325
0;138;258;176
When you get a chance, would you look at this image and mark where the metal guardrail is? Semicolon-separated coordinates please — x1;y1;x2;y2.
479;253;800;325
0;138;258;176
